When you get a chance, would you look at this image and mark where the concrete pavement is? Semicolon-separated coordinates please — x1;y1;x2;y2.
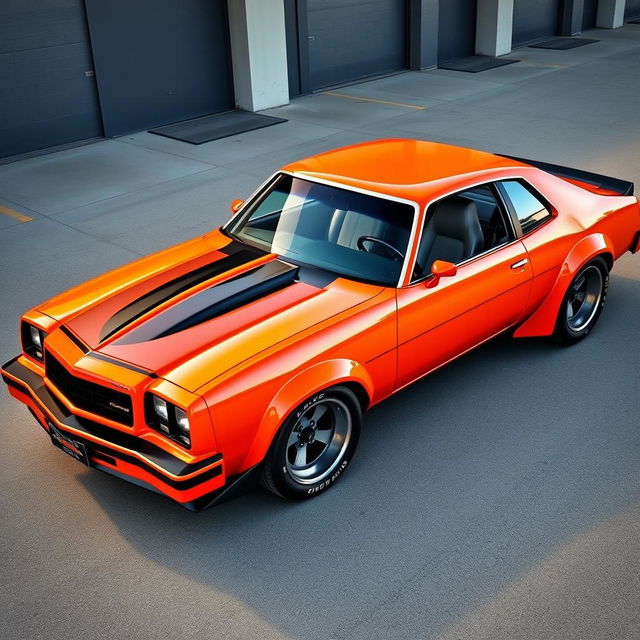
1;25;639;640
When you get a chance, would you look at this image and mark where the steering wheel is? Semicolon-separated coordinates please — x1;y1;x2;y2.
357;235;405;262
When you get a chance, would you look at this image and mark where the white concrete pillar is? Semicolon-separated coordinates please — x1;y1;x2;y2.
227;0;289;112
597;0;626;28
475;0;514;57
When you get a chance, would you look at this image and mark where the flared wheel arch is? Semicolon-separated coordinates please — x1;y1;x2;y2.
241;359;373;471
514;233;614;339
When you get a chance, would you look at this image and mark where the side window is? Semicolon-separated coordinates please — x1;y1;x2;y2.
456;185;511;250
499;180;552;234
412;184;512;281
240;176;292;244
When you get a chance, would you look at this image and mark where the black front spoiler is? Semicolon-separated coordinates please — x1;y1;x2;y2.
1;356;231;505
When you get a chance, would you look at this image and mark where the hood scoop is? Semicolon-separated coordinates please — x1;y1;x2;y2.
112;260;299;345
98;247;264;343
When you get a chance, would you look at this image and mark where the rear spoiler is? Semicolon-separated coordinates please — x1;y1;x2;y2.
496;153;634;196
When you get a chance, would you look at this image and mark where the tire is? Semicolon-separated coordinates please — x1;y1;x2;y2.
553;256;609;345
261;385;361;499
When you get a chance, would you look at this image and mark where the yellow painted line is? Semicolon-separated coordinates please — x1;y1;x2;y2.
322;91;426;111
529;63;568;69
0;204;32;223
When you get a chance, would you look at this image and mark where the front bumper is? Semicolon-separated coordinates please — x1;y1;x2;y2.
1;355;244;511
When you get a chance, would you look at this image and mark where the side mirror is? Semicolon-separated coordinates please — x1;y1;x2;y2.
230;199;244;214
425;260;457;289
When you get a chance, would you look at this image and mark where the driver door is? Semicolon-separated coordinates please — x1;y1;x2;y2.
396;185;532;388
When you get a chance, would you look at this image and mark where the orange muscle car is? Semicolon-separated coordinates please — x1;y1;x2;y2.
3;140;639;510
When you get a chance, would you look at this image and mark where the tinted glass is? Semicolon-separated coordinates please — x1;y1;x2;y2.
457;185;510;249
228;174;415;286
500;180;551;233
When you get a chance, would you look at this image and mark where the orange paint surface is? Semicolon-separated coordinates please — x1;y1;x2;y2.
3;140;638;509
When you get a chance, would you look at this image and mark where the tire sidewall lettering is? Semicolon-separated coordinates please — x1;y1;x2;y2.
306;459;348;495
295;393;325;420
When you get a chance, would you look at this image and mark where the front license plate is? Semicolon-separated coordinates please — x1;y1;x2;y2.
48;421;90;467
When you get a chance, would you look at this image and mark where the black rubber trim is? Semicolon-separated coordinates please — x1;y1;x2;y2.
1;357;221;478
181;464;260;511
84;438;222;489
98;244;267;343
87;350;158;377
218;237;267;257
115;260;299;344
58;324;158;376
497;153;634;196
59;325;89;353
91;449;118;466
3;371;30;396
630;230;640;254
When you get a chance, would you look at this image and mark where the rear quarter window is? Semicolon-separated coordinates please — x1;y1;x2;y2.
499;180;552;234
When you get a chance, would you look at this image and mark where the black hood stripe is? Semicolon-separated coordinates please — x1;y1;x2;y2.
99;242;266;343
87;351;158;377
59;325;90;353
114;260;300;345
58;325;157;376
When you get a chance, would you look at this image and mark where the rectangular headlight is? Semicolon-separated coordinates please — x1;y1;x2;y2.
174;407;190;446
21;322;46;362
145;393;191;448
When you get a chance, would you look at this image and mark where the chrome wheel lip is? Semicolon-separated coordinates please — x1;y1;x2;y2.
285;398;352;485
566;265;603;332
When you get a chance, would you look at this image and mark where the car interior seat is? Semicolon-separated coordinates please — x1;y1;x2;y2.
415;196;484;277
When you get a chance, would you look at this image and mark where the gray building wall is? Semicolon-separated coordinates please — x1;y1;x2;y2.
0;0;632;159
0;0;102;158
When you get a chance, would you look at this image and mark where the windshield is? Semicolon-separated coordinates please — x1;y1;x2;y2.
227;174;415;286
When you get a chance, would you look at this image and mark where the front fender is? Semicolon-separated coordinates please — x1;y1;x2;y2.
514;233;613;338
241;359;373;469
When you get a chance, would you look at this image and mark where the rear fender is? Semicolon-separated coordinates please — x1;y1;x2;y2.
241;359;373;469
514;233;613;338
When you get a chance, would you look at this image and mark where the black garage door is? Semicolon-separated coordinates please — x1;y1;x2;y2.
626;0;640;18
305;0;407;90
582;0;599;30
0;0;102;159
438;0;477;63
512;0;561;46
85;0;234;137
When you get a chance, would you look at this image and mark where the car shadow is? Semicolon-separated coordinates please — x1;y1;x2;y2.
77;271;640;640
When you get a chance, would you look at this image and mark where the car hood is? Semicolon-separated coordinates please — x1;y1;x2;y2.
43;232;383;392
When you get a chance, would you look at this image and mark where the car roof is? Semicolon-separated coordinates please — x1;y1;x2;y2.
281;139;530;203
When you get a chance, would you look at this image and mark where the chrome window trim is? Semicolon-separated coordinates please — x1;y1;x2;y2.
223;171;282;229
224;170;421;288
406;175;540;286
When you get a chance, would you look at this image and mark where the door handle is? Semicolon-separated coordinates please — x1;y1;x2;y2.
510;258;528;270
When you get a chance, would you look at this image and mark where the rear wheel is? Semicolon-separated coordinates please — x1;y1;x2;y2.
261;386;361;499
553;257;608;344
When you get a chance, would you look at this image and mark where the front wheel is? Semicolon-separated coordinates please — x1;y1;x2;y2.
261;386;361;499
553;257;608;344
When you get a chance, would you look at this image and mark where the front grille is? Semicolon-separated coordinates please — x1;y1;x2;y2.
45;351;134;426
